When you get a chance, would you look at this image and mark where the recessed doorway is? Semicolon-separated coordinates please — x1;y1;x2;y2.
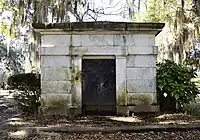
82;59;116;115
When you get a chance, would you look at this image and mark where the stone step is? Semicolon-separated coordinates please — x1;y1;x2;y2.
0;90;10;96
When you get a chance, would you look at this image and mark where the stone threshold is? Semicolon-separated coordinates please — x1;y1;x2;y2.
14;124;200;133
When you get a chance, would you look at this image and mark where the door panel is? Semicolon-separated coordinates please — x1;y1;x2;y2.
82;59;116;115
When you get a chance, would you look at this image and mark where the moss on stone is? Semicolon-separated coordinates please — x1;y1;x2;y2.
73;48;88;55
117;92;127;106
40;98;46;107
127;94;152;106
71;66;81;84
45;96;70;108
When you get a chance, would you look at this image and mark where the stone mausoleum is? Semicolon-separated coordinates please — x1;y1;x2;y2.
33;22;165;116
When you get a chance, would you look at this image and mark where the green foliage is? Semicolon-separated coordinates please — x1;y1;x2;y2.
7;73;41;115
157;60;199;111
145;0;174;22
145;0;191;23
144;0;199;64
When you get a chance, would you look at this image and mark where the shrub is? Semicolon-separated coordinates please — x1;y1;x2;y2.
157;60;199;112
7;73;41;114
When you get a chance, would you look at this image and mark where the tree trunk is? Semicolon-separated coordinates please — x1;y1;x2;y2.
138;0;140;13
28;0;41;73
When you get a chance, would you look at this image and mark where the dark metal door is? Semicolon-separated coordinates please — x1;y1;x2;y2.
82;59;116;115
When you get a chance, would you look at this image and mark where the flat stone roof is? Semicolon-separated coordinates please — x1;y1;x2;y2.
32;21;165;35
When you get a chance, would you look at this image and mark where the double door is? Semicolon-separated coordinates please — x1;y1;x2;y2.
82;59;116;115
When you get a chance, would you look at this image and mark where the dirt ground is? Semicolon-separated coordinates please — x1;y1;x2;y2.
27;130;200;140
1;93;200;139
20;111;200;129
3;114;200;139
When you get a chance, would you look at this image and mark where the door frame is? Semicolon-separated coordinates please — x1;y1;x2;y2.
81;55;116;115
82;55;115;60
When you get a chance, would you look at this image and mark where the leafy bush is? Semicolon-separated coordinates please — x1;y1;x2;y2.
7;73;41;114
157;60;199;112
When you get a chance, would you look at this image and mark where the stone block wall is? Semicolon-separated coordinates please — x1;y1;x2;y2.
40;35;72;115
35;22;165;116
126;55;157;112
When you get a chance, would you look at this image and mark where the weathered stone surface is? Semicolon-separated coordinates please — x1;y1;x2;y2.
126;68;156;80
127;34;155;47
40;95;83;116
41;105;70;116
41;94;72;107
113;34;155;47
41;35;71;47
41;68;71;81
127;93;157;105
128;105;159;112
72;46;157;56
113;34;126;46
126;79;156;93
126;55;156;68
116;106;129;115
116;57;126;106
72;46;125;55
41;56;71;68
72;34;155;48
81;35;113;46
40;46;69;55
126;22;165;31
71;57;82;106
33;22;165;35
71;82;81;106
41;81;71;94
127;46;158;55
72;35;82;47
